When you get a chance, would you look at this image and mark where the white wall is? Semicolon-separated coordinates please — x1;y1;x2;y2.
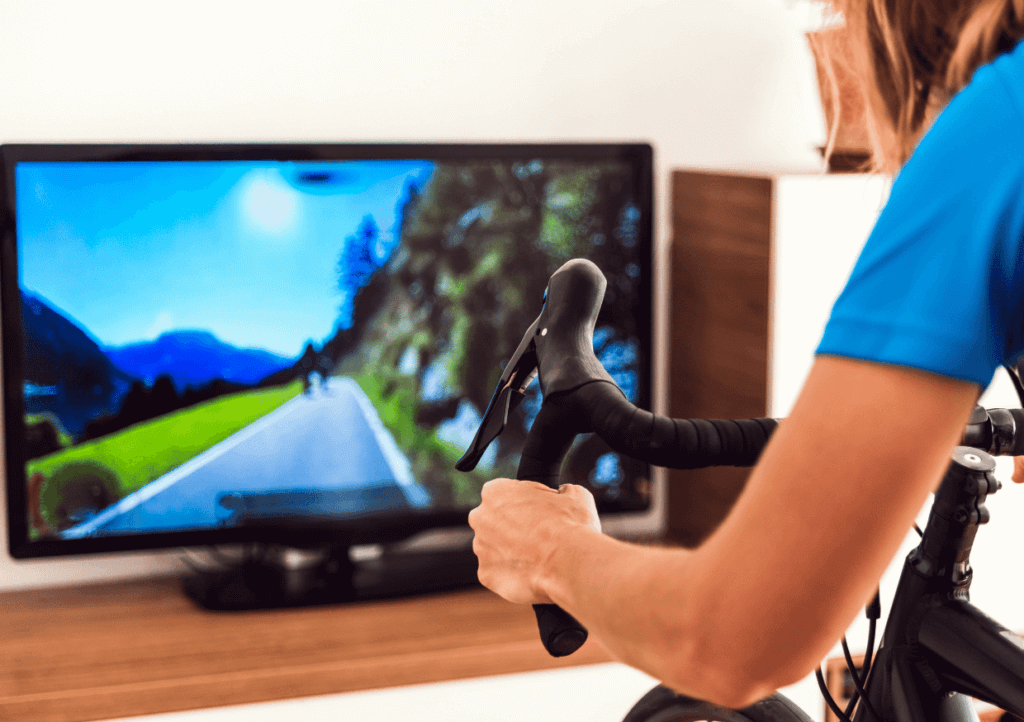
0;0;827;163
0;0;829;588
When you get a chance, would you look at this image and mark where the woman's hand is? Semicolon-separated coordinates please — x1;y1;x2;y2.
468;479;601;605
1013;456;1024;484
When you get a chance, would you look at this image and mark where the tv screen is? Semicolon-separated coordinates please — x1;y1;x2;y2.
2;143;653;560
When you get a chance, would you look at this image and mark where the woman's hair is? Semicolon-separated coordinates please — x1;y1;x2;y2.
821;0;1024;172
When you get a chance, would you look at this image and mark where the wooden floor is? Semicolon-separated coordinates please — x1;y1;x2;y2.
0;576;614;722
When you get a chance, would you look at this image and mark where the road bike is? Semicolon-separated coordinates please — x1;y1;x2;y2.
457;258;1024;722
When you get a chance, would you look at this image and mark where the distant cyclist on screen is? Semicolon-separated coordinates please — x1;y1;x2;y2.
468;0;1024;707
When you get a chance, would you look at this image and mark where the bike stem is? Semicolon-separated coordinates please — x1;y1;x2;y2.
856;448;1002;722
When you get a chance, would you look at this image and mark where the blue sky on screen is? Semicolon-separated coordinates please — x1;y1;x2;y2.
16;159;434;358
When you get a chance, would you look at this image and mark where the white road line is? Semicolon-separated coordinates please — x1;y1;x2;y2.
335;376;430;508
62;393;309;538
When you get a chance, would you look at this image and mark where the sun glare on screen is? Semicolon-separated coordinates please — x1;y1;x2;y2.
241;173;299;234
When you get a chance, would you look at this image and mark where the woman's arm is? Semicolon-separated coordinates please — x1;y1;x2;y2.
468;355;979;708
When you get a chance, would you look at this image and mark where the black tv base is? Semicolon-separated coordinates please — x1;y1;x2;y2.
182;543;481;611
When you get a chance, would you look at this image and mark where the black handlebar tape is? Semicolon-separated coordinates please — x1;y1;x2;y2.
998;408;1024;456
529;261;777;468
511;259;778;658
517;398;590;658
573;382;779;468
963;407;1024;456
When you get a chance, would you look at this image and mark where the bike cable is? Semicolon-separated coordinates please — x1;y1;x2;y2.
843;619;876;719
814;587;882;722
816;667;851;722
841;635;881;722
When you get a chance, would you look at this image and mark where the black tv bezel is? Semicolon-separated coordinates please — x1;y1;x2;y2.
1;141;654;560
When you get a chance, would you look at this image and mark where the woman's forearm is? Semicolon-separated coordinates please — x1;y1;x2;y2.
537;522;783;707
536;524;761;704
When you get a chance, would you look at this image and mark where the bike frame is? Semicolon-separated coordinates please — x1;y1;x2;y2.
855;447;1024;721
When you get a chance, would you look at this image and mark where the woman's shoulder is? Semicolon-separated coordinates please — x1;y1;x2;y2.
899;42;1024;199
957;38;1024;125
818;40;1024;388
984;38;1024;109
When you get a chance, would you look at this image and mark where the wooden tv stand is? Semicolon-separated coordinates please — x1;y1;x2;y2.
0;576;613;722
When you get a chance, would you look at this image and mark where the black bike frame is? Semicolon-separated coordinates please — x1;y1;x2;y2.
855;447;1024;721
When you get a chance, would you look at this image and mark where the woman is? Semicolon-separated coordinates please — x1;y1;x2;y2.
467;0;1024;708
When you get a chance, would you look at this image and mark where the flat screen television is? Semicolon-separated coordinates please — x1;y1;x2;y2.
1;142;655;607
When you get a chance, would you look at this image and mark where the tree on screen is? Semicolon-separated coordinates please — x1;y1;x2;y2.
329;160;644;506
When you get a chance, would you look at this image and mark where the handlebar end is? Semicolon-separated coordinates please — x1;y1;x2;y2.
546;627;588;657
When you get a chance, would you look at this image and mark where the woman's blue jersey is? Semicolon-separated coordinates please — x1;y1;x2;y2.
817;40;1024;387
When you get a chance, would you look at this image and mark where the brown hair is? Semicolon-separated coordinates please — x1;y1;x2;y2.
820;0;1024;172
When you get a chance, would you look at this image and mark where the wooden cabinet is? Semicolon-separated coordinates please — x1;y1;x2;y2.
665;169;887;545
0;578;614;722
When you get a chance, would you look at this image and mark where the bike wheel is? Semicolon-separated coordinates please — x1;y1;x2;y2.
622;685;814;722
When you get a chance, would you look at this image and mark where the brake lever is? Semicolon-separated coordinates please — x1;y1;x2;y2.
455;316;541;472
456;259;608;659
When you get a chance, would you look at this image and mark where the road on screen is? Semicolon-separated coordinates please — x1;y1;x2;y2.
62;377;430;538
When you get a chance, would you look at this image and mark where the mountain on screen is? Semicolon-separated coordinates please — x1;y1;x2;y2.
106;331;293;392
21;292;121;387
20;291;137;437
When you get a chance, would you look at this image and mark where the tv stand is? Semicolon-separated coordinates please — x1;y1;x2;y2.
0;571;619;722
182;542;481;611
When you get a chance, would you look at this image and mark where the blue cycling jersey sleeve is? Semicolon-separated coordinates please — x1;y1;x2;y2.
816;40;1024;388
